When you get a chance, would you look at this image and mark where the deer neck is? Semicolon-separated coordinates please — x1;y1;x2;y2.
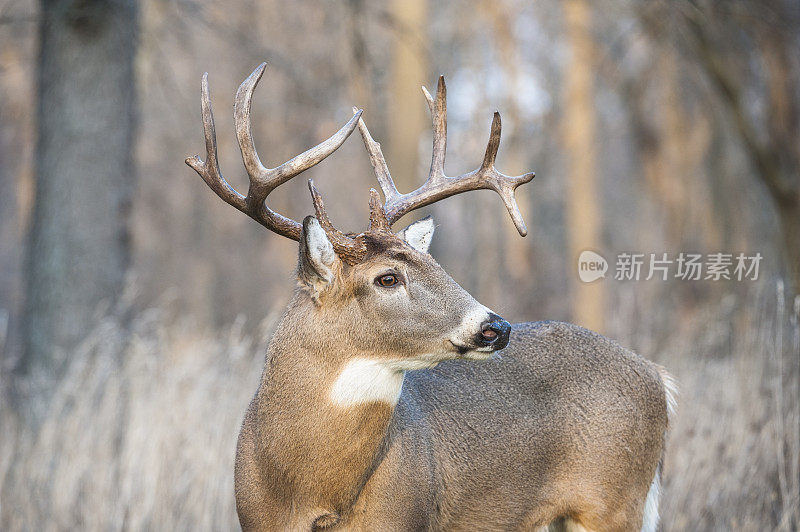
255;295;402;518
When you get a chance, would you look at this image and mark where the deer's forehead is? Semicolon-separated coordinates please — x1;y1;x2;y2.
359;247;439;274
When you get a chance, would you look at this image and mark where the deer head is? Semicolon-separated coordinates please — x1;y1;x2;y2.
186;64;535;398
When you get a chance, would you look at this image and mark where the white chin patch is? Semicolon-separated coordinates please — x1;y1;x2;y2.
461;349;495;361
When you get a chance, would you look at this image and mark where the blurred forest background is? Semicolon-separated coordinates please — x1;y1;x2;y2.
1;0;799;529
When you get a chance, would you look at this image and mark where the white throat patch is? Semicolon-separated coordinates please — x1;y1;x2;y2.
329;355;442;407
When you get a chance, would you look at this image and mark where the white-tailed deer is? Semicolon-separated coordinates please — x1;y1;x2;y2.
187;63;676;532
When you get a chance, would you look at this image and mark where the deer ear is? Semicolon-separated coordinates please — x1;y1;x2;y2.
397;216;435;253
298;216;337;290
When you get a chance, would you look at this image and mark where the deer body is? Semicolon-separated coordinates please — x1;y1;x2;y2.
187;64;675;531
235;282;670;532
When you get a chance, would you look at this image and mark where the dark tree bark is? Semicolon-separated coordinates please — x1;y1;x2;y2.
21;0;138;377
686;12;800;294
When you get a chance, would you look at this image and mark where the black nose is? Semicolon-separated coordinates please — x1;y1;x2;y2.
478;314;511;350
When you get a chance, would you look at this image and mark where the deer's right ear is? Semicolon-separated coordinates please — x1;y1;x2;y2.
298;216;337;291
397;216;435;253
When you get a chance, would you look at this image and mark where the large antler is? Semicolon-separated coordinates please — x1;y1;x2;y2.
185;63;366;260
355;76;534;236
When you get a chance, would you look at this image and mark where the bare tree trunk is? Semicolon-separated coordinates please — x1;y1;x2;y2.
21;0;138;378
0;38;36;366
388;0;428;194
563;0;605;333
777;200;800;294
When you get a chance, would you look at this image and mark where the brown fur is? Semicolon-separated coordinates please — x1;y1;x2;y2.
234;227;670;531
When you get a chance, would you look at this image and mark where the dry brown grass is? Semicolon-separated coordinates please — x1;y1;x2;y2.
659;285;800;530
0;308;268;530
1;287;798;531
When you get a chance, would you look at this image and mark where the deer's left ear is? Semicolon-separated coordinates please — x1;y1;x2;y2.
298;216;338;294
397;216;435;253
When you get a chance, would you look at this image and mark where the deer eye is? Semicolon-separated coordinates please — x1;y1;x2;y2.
375;274;400;287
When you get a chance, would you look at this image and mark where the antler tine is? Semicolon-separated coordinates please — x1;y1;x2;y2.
368;188;391;232
373;76;534;236
187;63;363;242
185;73;248;212
482;111;502;169
426;76;447;183
352;107;401;207
307;180;366;264
479;111;535;236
